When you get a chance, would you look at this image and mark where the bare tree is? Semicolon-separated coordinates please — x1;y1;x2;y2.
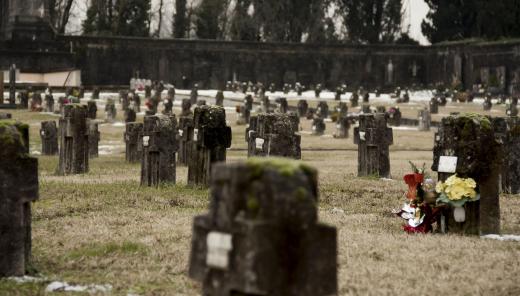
48;0;75;34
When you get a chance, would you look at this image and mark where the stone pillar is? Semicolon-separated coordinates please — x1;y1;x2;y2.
87;120;100;158
188;159;337;296
9;65;16;105
120;91;129;111
432;114;501;235
19;90;29;109
87;101;97;120
124;122;143;163
429;97;439;114
188;106;232;186
246;113;301;159
354;113;393;178
44;93;54;113
125;107;136;123
57;105;89;175
334;116;351;139
312;117;326;136
418;108;431;131
190;87;198;104
500;117;520;194
297;100;308;118
483;95;492;111
178;116;194;166
140;115;178;187
215;90;224;106
105;99;116;123
350;91;359;107
91;87;100;100
317;101;329;118
0;121;38;277
40;121;58;156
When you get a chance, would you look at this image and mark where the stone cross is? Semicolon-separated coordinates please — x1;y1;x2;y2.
190;86;199;104
432;114;501;235
124;122;143;163
246;113;301;159
498;117;520;194
177;116;194;166
354;113;393;178
429;97;439;114
91;87;100;100
105;99;117;123
315;84;322;98
44;92;54;113
187;106;232;186
312;117;326;136
87;101;97;120
188;159;337;296
0;121;39;277
87;120;100;158
9;65;16;105
387;106;402;127
215;90;224;106
140;115;179;187
506;101;518;117
361;104;371;114
131;92;141;112
20;90;29;109
274;97;288;114
40;121;58;155
418;108;431;131
317;101;329;118
181;99;193;117
57;105;89;175
297;100;308;118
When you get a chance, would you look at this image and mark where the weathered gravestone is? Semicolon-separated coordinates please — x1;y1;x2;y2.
361;104;371;114
57;105;89;175
297;100;308;118
335;87;342;100
334;116;351;139
275;98;288;114
120;91;129;111
387;106;402;127
418;108;431;131
191;85;199;104
498;117;520;194
317;101;329;118
181;99;193;117
429;97;439;114
125;107;137;123
140;115;179;187
335;102;348;118
483;95;492;111
362;91;370;103
91;87;100;100
0;121;39;277
246;113;301;159
40;121;58;155
188;106;232;186
354;113;393;178
124;122;143;163
215;90;224;106
131;92;141;112
0;70;4;104
87;120;100;158
188;159;337;296
44;92;54;113
178;116;194;166
315;84;322;98
236;95;253;125
312;117;326;136
87;101;97;119
163;98;173;115
506;100;518;117
105;99;117;122
350;91;359;107
19;90;29;109
432;114;501;235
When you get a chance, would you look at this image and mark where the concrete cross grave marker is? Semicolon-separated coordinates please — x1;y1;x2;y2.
124;122;143;163
87;119;100;158
418;108;431;131
0;121;38;277
188;159;337;296
40;121;58;155
246;113;301;159
140;115;179;187
354;113;393;178
57;105;89;175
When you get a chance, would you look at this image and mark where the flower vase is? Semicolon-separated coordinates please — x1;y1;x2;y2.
453;206;466;223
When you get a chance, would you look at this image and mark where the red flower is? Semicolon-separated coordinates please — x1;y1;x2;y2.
404;173;424;201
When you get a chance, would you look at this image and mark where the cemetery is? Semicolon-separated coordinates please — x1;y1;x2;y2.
1;1;520;295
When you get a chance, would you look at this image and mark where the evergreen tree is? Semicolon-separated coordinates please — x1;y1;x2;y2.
173;0;188;38
116;0;151;37
195;0;227;39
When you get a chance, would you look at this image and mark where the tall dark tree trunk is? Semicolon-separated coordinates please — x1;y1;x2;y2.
174;0;187;38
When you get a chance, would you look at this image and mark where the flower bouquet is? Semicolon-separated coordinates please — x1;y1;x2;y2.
435;175;479;222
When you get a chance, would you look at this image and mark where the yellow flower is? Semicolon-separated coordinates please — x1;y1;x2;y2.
463;178;477;188
440;175;478;201
436;181;446;193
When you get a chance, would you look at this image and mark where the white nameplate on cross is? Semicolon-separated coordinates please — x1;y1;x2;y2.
255;138;265;149
193;129;199;141
142;136;150;147
438;156;458;173
206;232;233;270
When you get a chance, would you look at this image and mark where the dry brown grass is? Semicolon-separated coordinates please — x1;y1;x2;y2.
1;101;519;296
